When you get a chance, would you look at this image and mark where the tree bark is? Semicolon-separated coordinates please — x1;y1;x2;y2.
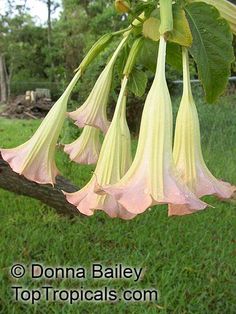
47;0;52;53
0;54;8;103
0;153;81;217
6;63;12;100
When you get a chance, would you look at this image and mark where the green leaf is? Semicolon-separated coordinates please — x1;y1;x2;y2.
189;0;236;35
169;5;193;47
137;38;158;72
185;2;234;103
166;42;182;71
142;17;160;41
138;38;182;72
128;69;148;97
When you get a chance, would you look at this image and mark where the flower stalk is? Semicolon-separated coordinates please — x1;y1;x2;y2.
75;34;113;73
159;0;173;36
123;37;144;76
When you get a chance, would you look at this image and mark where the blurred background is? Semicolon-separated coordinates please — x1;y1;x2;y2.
0;0;235;134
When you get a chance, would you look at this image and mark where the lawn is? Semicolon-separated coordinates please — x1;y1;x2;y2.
0;93;236;313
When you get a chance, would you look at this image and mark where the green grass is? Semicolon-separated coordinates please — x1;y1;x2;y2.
0;94;236;313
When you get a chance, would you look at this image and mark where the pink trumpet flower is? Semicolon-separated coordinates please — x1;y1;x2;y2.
101;36;207;215
68;37;127;134
65;77;135;219
1;70;82;185
168;48;235;216
64;126;101;165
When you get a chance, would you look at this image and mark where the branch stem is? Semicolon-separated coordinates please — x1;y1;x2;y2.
159;0;173;36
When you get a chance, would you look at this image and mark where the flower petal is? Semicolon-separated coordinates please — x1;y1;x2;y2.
68;38;127;133
64;126;101;164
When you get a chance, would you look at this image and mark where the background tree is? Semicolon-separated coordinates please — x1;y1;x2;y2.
0;3;47;102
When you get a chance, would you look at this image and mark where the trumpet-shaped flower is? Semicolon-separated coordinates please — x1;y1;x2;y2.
64;126;101;164
68;37;127;134
101;36;207;215
65;77;135;219
1;70;82;185
168;48;235;216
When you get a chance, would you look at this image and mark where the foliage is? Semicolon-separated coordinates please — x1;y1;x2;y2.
0;11;48;82
0;0;235;123
128;68;148;97
0;0;129;98
129;1;234;102
185;2;234;103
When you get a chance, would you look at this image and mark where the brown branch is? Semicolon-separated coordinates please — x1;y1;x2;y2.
0;154;80;216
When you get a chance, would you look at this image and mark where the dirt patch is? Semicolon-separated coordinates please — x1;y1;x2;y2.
0;95;54;119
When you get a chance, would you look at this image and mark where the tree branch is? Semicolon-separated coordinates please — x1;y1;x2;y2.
0;153;81;216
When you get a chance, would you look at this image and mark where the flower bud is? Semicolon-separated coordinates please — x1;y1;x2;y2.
115;0;131;13
75;33;113;73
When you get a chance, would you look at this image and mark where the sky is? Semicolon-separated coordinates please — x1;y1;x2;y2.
0;0;62;24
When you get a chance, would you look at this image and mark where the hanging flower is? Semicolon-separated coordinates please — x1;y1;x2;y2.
1;70;82;185
68;37;127;134
168;48;235;216
65;77;135;219
64;126;101;165
101;36;207;215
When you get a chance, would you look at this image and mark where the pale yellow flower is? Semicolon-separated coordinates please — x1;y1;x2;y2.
65;77;134;219
102;36;207;215
64;126;101;165
169;48;235;216
68;37;128;134
1;70;81;185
